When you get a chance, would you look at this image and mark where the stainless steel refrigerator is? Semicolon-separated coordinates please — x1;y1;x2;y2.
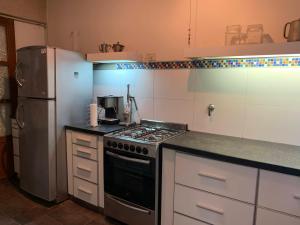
16;46;93;202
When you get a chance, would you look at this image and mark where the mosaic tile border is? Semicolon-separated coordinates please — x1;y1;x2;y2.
114;57;300;70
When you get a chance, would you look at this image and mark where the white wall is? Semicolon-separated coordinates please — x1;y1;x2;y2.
191;0;300;48
47;0;190;61
0;0;47;23
47;0;300;60
14;21;46;49
94;66;300;146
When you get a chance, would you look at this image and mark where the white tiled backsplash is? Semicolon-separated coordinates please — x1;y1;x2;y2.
93;67;300;146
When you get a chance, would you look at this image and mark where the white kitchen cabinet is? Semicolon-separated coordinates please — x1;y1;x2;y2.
174;184;254;225
162;146;300;225
256;208;300;225
258;170;300;217
161;149;257;225
175;152;257;203
161;148;176;225
66;129;104;207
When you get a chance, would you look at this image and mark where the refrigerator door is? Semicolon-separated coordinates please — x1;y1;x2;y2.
17;46;55;99
18;97;56;201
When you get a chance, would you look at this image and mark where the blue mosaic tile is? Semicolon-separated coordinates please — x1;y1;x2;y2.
114;56;300;70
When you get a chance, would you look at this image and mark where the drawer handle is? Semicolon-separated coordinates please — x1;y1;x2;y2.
78;186;92;195
77;148;92;155
77;165;92;173
76;138;91;144
196;203;224;215
198;172;227;182
294;194;300;200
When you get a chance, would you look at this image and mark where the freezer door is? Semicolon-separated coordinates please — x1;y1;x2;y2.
16;46;55;99
18;97;56;201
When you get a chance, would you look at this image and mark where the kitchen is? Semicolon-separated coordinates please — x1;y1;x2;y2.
0;0;300;225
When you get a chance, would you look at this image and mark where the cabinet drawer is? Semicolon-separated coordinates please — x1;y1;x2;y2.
74;177;98;206
256;208;300;225
73;156;98;184
72;144;97;161
174;213;208;225
175;153;257;203
258;170;300;217
72;131;97;148
13;137;19;156
174;184;254;225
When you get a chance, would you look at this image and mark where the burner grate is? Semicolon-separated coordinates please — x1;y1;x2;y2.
114;125;183;143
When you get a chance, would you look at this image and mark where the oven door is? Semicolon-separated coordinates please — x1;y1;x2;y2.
104;148;156;210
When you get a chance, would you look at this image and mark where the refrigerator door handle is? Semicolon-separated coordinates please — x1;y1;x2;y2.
15;62;24;87
16;104;25;129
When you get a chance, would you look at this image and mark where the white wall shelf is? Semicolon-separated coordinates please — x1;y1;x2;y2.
86;51;142;63
184;42;300;59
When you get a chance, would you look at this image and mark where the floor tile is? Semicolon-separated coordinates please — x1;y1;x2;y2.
0;179;118;225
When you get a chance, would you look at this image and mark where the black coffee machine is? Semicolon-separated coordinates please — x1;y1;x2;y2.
97;96;124;125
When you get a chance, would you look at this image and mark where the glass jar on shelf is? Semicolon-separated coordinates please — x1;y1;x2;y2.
225;25;242;45
246;24;264;44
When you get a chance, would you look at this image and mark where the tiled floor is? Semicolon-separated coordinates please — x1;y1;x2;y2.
0;179;122;225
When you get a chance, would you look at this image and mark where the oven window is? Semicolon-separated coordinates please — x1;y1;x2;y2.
104;150;155;210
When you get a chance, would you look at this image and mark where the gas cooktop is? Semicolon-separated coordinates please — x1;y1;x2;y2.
112;125;184;143
104;120;187;158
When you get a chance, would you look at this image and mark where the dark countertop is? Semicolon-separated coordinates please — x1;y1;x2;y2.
162;131;300;176
65;123;124;136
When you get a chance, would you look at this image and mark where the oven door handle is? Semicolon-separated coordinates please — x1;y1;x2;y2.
106;194;151;214
106;151;151;165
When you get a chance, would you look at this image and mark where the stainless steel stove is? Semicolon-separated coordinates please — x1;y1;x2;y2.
103;120;187;225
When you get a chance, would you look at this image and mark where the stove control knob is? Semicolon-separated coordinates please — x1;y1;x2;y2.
142;148;149;155
107;141;112;147
112;142;117;148
118;143;123;149
130;145;135;152
124;144;129;150
136;146;142;153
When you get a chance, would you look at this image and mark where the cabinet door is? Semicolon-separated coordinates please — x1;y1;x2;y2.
256;208;300;225
161;148;176;225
